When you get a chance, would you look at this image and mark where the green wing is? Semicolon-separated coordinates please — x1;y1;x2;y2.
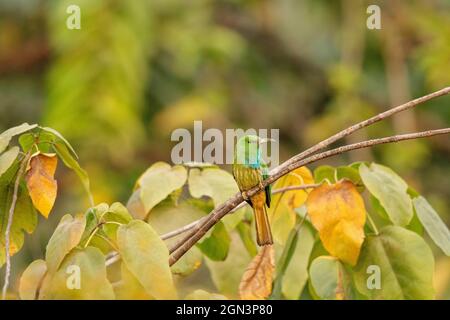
261;161;271;208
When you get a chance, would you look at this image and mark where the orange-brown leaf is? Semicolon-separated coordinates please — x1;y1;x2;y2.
239;245;275;300
306;181;366;266
26;154;58;218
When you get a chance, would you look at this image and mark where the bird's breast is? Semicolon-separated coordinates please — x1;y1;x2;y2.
232;164;262;191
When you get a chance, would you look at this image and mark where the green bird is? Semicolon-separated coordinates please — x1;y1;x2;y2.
232;135;273;246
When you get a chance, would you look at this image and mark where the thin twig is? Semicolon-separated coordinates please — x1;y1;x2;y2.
168;128;450;266
105;252;120;267
163;216;209;241
2;152;30;300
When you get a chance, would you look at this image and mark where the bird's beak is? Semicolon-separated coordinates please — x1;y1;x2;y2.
259;138;276;144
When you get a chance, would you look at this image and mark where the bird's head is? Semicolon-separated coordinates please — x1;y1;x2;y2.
234;135;274;167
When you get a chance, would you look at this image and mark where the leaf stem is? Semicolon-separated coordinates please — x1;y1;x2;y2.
103;221;123;227
366;212;379;235
84;226;99;248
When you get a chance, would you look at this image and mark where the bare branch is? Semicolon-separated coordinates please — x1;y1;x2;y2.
269;86;450;180
2;153;30;300
168;128;450;266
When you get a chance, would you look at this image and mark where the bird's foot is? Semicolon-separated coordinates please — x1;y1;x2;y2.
241;191;250;201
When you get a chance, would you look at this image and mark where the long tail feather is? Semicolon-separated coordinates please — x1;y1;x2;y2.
254;204;273;246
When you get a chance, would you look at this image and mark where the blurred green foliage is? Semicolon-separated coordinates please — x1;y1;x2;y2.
0;0;449;298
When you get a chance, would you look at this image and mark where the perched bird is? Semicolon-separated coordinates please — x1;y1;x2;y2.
232;135;273;246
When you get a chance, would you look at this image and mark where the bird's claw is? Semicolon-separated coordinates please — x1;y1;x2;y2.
241;191;249;201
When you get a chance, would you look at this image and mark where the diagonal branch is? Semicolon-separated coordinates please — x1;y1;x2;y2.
168;128;450;265
269;86;450;179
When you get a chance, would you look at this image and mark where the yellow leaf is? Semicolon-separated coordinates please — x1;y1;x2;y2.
26;154;58;218
306;181;366;266
271;201;296;244
268;167;314;245
19;259;47;300
239;245;275;300
272;167;314;209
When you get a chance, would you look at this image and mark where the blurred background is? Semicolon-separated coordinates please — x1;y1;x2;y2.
0;0;449;298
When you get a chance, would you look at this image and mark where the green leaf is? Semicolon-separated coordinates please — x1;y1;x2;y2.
272;222;303;300
406;209;424;236
145;202;205;276
308;239;329;267
184;289;227;300
136;162;187;218
236;220;258;257
117;220;177;299
313;165;336;184
197;221;230;261
101;202;133;243
299;281;315;300
0;146;19;177
0;162;37;266
45;214;86;273
53;140;93;204
0;123;37;153
41;126;78;158
336;165;363;191
188;167;244;230
349;161;368;170
19;259;47;300
413;196;450;256
281;223;315;300
18;133;35;153
80;204;105;246
309;256;354;300
370;195;423;235
359;163;413;226
206;232;252;298
146;202;206;238
90;203;110;219
369;194;389;221
353;226;435;299
106;202;133;223
271;201;296;245
19;130;56;154
40;247;115;299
